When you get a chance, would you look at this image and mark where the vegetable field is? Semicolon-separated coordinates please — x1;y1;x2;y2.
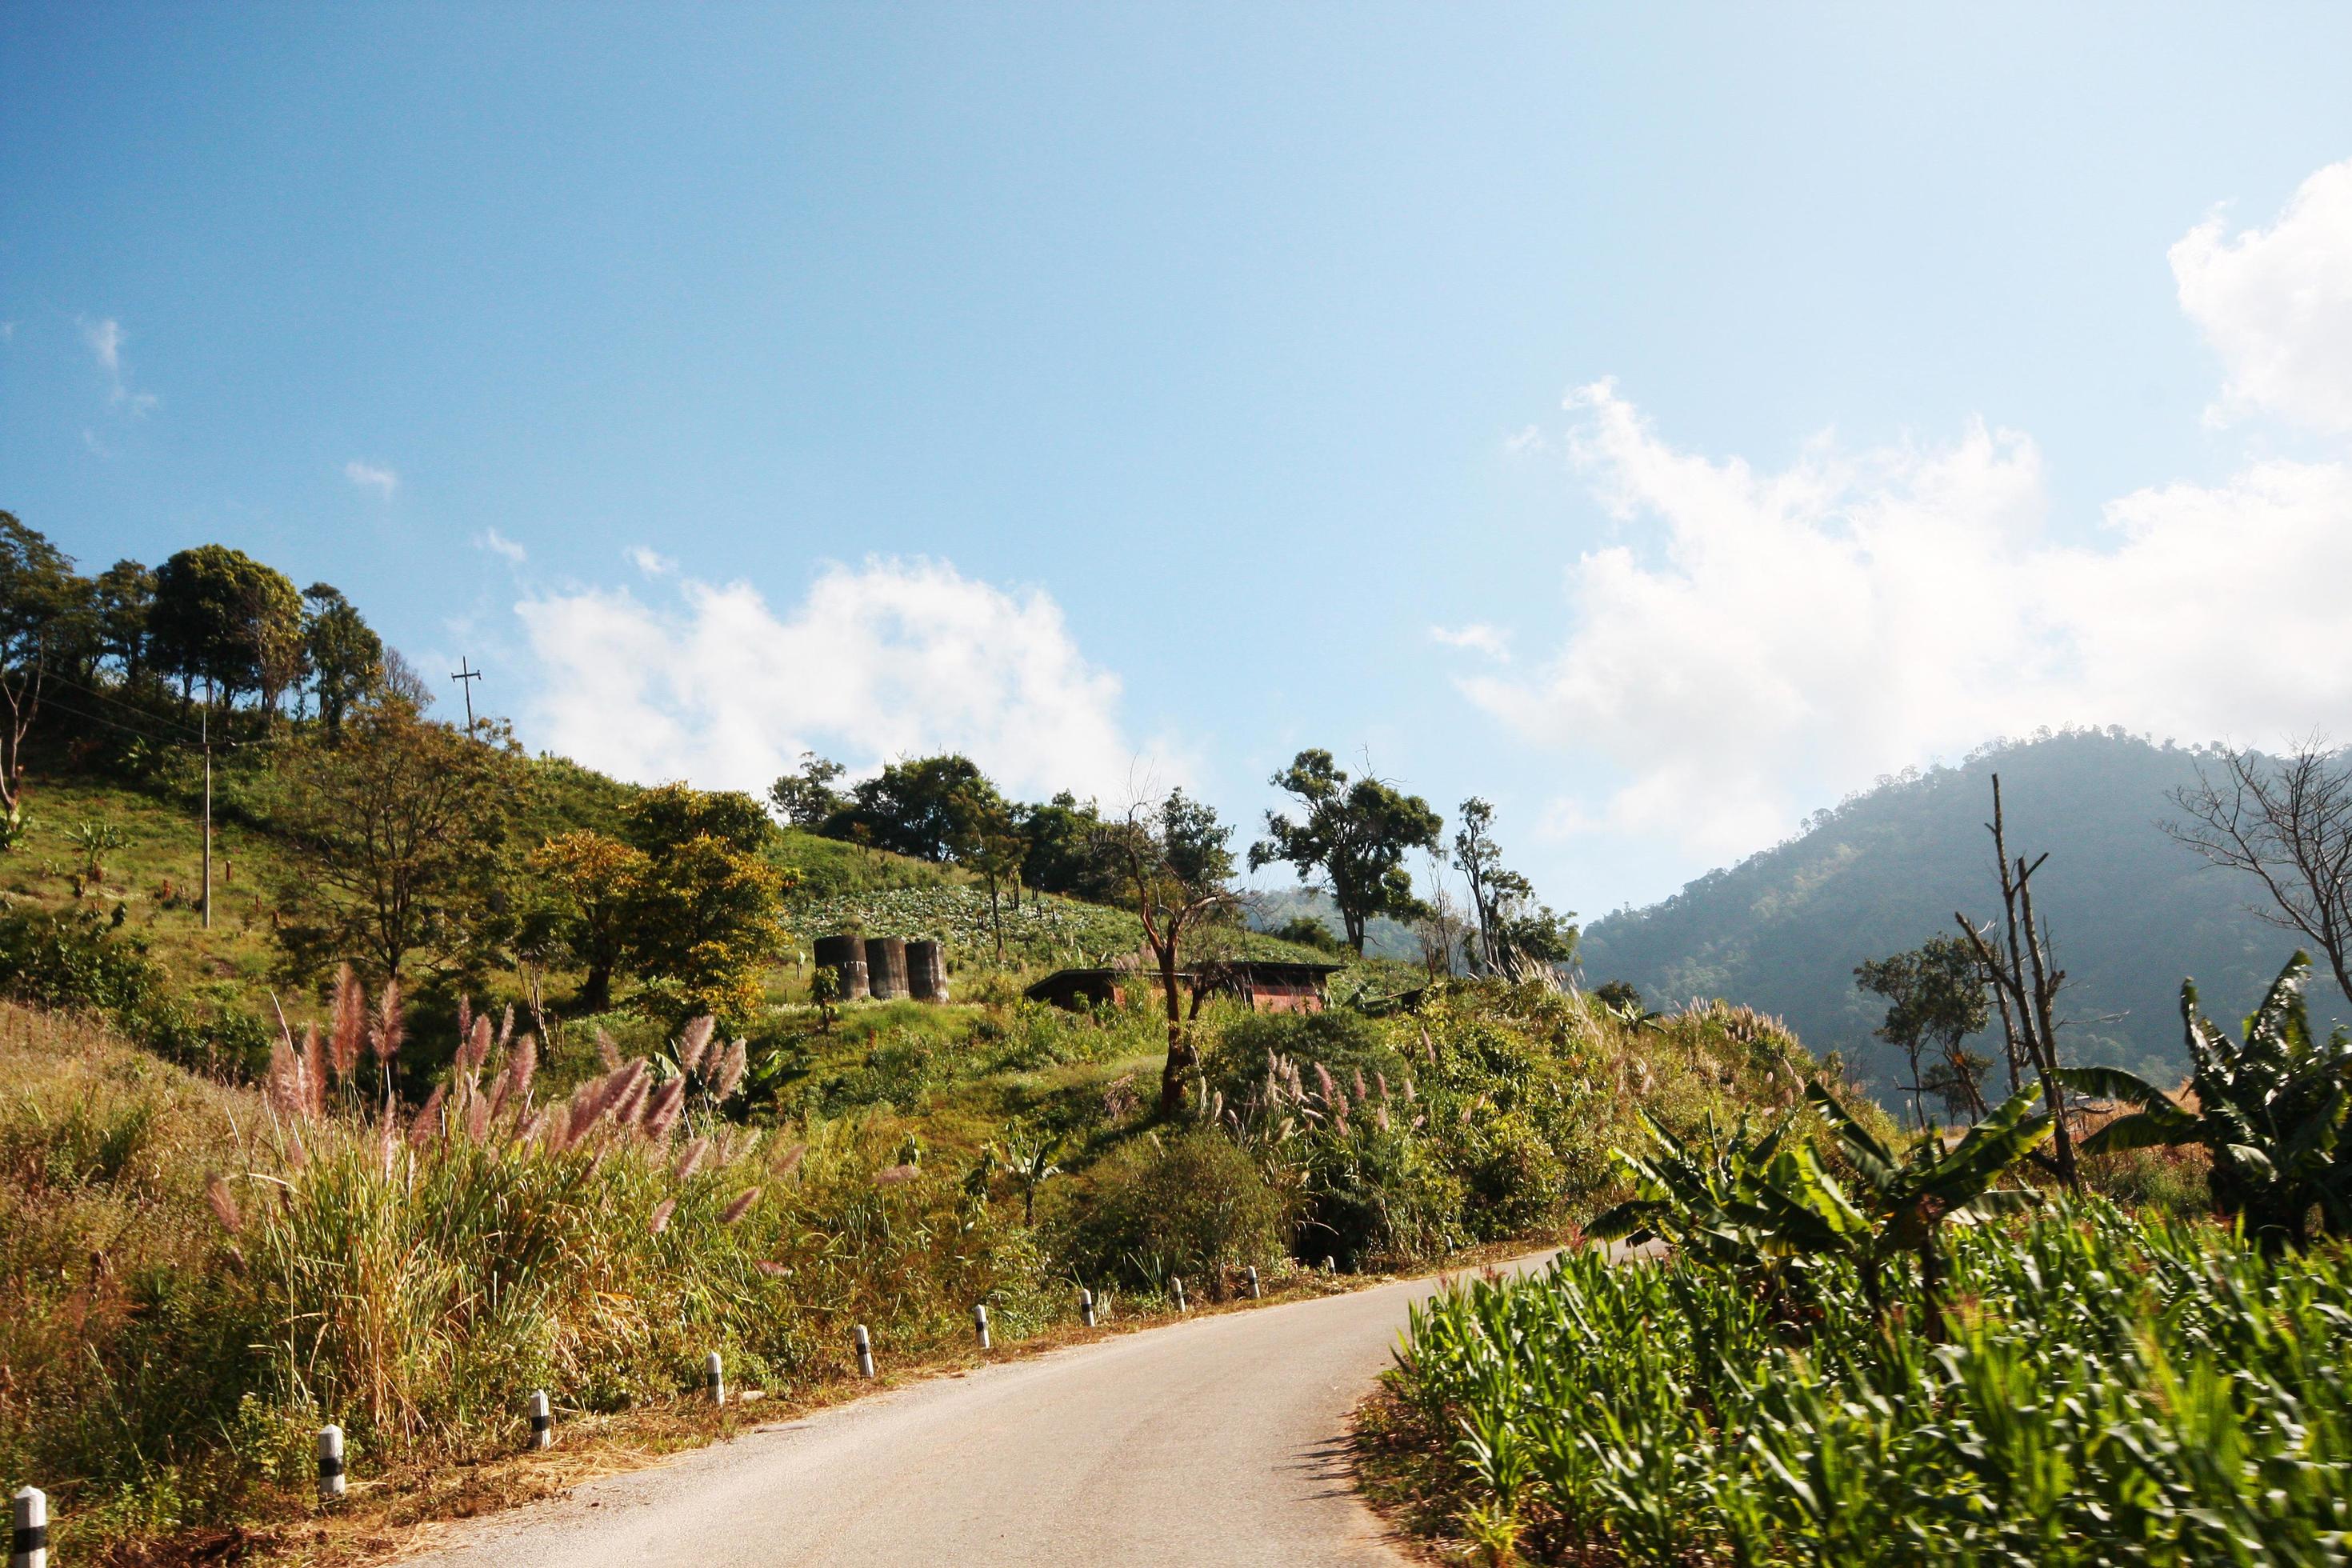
1387;1206;2352;1565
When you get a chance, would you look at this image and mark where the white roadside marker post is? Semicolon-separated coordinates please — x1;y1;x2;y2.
317;1425;346;1502
707;1350;726;1407
1246;1266;1262;1299
529;1390;554;1450
854;1324;875;1379
11;1486;46;1568
1173;1278;1186;1314
973;1304;991;1351
1079;1287;1097;1328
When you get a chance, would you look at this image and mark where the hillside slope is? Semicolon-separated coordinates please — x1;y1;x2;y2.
1580;730;2320;1094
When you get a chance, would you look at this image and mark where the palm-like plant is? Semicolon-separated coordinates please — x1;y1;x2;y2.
1777;1083;2052;1337
1589;1112;1799;1271
2060;952;2352;1250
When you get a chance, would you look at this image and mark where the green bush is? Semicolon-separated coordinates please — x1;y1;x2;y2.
1054;1129;1287;1294
0;908;271;1077
1206;1006;1407;1109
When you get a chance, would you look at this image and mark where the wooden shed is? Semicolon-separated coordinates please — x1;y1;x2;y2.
1023;962;1343;1015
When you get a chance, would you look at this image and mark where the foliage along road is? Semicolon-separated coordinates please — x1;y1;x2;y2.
402;1262;1538;1567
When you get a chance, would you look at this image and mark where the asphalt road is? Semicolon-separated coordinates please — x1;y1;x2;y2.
405;1264;1523;1568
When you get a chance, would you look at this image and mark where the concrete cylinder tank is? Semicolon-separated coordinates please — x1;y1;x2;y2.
865;936;909;1001
906;939;949;1003
813;934;870;1001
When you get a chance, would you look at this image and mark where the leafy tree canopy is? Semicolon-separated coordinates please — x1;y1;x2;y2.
1252;748;1442;956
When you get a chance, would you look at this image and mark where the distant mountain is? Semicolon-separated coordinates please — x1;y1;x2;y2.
1579;730;2332;1101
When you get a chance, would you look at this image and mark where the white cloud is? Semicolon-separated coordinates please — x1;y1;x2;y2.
82;316;123;373
627;546;676;576
344;460;399;498
1430;622;1513;661
79;315;156;415
1470;382;2352;861
476;529;526;564
515;558;1146;804
1467;160;2352;864
2173;158;2352;434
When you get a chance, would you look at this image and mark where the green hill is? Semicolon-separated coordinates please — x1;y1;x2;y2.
1580;730;2321;1098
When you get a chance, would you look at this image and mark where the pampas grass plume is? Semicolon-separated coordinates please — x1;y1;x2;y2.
721;1186;761;1224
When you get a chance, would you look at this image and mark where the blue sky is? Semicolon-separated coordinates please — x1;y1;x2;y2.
6;5;2352;915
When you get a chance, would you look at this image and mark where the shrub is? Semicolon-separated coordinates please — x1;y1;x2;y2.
1206;1006;1406;1110
1054;1129;1287;1294
0;907;271;1076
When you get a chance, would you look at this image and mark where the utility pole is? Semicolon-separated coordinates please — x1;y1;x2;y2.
201;697;212;930
450;658;483;736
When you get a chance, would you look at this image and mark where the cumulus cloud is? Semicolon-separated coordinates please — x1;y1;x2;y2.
1466;161;2352;863
2173;158;2352;434
1469;380;2352;861
516;558;1144;804
345;460;399;498
627;546;676;576
476;529;526;564
1430;622;1513;661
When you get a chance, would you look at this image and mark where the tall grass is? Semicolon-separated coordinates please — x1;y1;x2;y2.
0;996;1050;1558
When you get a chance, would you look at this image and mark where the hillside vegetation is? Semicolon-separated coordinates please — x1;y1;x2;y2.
1582;730;2310;1095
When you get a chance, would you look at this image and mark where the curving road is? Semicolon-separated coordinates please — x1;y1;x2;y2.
404;1263;1529;1567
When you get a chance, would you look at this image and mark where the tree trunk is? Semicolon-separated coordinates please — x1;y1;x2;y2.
1158;941;1193;1116
1919;1230;1947;1344
582;962;613;1014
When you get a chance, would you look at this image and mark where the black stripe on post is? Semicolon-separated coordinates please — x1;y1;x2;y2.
530;1416;552;1434
318;1457;346;1479
14;1525;49;1554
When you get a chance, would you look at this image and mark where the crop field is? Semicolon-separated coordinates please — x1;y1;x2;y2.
1381;1206;2352;1565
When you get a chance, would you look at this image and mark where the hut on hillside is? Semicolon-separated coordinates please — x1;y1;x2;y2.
1023;961;1343;1015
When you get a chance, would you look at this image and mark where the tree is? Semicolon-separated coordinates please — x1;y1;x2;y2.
828;754;996;861
768;752;847;829
1251;750;1442;956
1103;788;1237;1115
1019;792;1123;905
530;828;650;1011
1854;936;1991;1127
150;544;300;710
2062;953;2352;1250
0;514;87;844
619;784;791;1030
270;699;512;979
1952;774;2080;1190
302;584;383;739
956;790;1026;964
2166;742;2352;1007
1449;798;1576;981
89;559;154;685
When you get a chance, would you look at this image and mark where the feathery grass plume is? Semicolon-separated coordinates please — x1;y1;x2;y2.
330;963;366;1077
456;992;472;1041
504;1031;538;1111
459;1014;491;1074
205;1172;242;1234
777;1142;808;1178
302;1022;328;1117
372;978;405;1064
463;1093;490;1143
486;1068;513;1124
674;1136;711;1182
721;1186;762;1223
407;1082;447;1146
874;1164;918;1186
641;1078;687;1142
596;1028;622;1072
714;1039;749;1102
266;1030;306;1122
649;1196;676;1235
609;1060;651;1127
678;1015;716;1075
379;1103;401;1174
497;1002;514;1052
755;1260;789;1278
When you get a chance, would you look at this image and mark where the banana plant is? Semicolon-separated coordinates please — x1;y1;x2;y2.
2059;951;2352;1250
1588;1111;1801;1271
1758;1084;2052;1338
